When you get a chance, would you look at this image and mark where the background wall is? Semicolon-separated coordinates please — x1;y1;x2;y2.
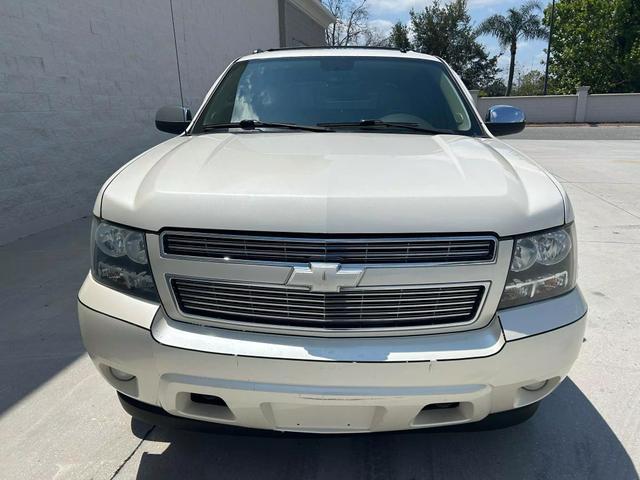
473;89;640;124
0;0;282;244
477;95;579;123
281;1;327;47
585;94;640;123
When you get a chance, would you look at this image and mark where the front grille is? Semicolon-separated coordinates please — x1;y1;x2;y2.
162;232;497;265
171;278;486;329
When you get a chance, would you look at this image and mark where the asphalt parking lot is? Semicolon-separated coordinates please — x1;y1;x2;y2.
1;126;639;479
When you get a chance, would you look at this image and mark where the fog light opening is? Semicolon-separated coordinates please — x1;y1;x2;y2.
109;367;135;382
522;380;548;392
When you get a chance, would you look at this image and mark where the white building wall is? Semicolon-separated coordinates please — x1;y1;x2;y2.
0;0;281;244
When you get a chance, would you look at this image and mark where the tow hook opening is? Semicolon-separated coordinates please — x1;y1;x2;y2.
412;401;473;427
175;392;236;422
191;393;228;407
422;402;460;411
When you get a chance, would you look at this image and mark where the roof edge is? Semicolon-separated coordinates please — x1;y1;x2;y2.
288;0;336;28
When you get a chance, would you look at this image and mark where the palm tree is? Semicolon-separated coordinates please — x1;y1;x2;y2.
477;1;547;96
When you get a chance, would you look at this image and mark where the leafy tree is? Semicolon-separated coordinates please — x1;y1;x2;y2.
477;1;547;96
389;21;411;50
544;0;640;93
513;69;545;95
410;0;500;90
481;78;508;97
617;0;640;90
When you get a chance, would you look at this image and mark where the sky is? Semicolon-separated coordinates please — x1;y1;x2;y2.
366;0;550;79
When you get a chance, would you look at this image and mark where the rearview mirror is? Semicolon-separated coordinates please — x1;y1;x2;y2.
485;105;525;136
155;106;192;134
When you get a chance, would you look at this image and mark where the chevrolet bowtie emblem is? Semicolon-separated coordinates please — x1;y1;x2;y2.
286;263;364;292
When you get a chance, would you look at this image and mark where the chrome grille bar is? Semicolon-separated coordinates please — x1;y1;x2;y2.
161;232;497;265
171;278;486;329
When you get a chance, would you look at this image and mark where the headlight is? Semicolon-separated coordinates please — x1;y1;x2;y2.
499;224;577;309
91;218;159;301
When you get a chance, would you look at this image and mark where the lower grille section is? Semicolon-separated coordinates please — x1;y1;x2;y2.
171;278;486;329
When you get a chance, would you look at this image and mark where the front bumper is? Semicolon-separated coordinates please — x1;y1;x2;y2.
78;275;587;434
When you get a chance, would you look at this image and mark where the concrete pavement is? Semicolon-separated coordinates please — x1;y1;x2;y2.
511;124;640;140
1;135;639;479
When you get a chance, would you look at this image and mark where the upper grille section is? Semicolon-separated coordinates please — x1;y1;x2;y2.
171;278;486;329
162;232;497;265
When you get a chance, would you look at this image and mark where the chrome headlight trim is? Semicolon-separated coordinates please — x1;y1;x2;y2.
91;218;159;302
499;224;577;309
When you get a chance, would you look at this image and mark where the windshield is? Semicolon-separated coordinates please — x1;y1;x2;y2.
192;56;482;136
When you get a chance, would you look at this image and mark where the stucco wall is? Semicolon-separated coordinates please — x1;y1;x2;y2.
585;94;640;123
282;0;327;46
0;0;281;245
475;90;640;124
476;95;578;123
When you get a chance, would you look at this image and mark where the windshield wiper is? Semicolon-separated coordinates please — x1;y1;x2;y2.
202;120;333;133
318;119;454;135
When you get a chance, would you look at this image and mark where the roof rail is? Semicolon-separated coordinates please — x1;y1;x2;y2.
254;45;410;54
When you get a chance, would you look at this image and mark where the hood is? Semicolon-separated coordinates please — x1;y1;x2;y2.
99;132;565;236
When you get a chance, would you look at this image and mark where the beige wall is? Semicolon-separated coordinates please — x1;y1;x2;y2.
473;89;640;124
586;94;640;123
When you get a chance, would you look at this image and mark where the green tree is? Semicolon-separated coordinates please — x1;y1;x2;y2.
389;21;411;50
513;69;545;95
617;0;640;90
481;78;507;97
410;0;500;90
477;1;547;96
544;0;640;93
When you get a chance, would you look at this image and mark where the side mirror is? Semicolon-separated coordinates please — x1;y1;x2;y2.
485;105;525;136
155;106;192;134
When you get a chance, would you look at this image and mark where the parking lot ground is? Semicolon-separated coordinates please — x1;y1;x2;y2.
1;130;639;479
511;123;640;140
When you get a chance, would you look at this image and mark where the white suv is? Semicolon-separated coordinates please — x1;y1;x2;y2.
78;47;587;434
